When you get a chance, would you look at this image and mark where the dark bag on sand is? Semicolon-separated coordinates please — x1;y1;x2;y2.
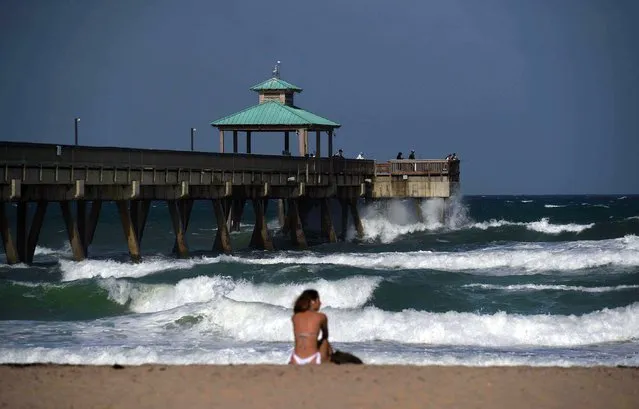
330;350;363;365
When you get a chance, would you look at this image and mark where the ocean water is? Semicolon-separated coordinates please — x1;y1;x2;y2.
0;195;638;367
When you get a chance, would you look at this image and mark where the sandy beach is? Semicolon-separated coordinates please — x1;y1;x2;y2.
0;364;636;409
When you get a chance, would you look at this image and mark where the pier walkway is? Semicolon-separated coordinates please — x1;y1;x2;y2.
0;141;459;264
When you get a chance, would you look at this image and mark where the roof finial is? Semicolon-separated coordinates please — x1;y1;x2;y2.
273;60;281;79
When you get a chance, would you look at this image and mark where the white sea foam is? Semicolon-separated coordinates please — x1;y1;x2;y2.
1;343;636;367
356;196;470;243
220;235;639;273
65;299;639;348
7;280;65;289
464;283;639;293
99;275;381;313
521;200;533;203
0;345;291;366
58;256;221;281
526;218;594;234
544;204;566;208
189;301;639;347
1;301;638;366
56;235;639;279
470;217;594;234
34;246;64;256
359;197;594;238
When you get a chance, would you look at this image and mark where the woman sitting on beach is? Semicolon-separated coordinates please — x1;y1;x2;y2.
289;289;333;365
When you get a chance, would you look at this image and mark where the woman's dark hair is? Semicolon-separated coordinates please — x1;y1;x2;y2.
293;289;319;313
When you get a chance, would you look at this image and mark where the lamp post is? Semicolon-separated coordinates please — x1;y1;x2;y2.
191;127;196;151
74;117;80;146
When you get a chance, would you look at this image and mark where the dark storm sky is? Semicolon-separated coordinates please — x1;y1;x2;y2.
1;0;637;195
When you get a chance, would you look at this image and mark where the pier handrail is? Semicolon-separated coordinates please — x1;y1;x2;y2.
375;159;458;176
0;141;375;176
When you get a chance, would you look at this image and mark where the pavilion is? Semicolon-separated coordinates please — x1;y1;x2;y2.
210;64;341;157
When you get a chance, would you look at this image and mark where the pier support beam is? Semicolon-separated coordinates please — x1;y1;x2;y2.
320;198;337;243
298;199;312;229
221;198;232;230
0;202;48;265
277;199;287;233
116;200;141;262
340;199;349;240
167;200;190;258
212;199;232;254
77;201;87;255
130;200;151;244
0;203;19;264
414;198;424;224
86;200;102;249
349;198;364;239
65;200;103;259
287;199;307;249
16;202;27;262
25;201;47;264
250;199;274;250
171;199;193;255
229;199;245;232
60;201;86;261
442;198;449;226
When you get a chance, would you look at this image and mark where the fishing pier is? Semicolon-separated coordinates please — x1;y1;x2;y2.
0;68;460;264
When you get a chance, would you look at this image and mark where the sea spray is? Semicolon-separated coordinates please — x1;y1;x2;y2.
357;195;471;243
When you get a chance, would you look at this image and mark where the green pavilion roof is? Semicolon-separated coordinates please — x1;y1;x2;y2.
249;77;303;92
211;101;340;128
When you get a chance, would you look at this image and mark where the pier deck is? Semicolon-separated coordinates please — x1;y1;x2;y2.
0;142;459;264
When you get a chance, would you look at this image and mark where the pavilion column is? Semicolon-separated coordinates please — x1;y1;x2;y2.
284;131;290;154
219;130;225;153
315;130;321;157
233;130;238;153
246;131;252;154
328;130;333;157
298;128;308;156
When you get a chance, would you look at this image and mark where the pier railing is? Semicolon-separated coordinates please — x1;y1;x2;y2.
0;142;374;174
0;142;375;183
375;159;459;176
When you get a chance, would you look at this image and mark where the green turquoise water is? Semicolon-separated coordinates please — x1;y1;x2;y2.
1;195;638;366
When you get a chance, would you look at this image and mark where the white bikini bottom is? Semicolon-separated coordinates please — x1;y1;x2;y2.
290;351;321;365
